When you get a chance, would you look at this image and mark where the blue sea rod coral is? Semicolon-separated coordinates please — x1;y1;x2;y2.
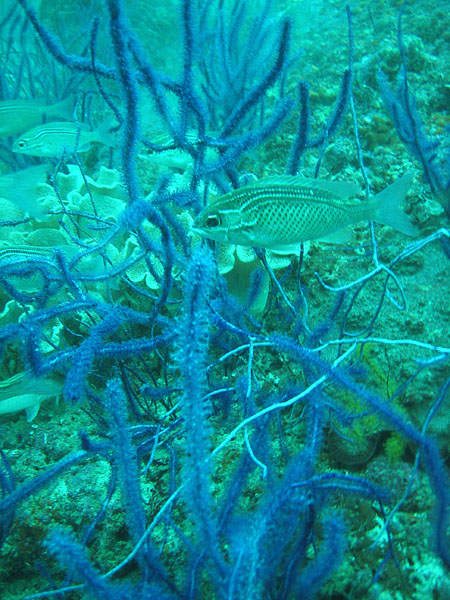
0;0;449;599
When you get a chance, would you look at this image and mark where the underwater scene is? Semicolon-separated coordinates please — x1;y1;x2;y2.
0;0;449;598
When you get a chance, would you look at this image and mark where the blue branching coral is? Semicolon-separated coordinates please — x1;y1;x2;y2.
378;6;450;219
0;0;449;599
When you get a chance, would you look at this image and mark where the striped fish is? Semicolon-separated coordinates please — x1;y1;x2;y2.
12;119;115;157
141;131;219;171
0;244;64;263
0;165;49;216
0;96;73;137
0;244;106;278
192;173;416;251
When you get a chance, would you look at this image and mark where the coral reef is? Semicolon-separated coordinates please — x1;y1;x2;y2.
0;0;449;599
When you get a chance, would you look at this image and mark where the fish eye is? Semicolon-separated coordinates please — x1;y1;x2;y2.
206;214;221;228
16;140;26;149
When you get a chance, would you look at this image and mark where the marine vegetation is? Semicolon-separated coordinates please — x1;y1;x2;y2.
378;5;450;220
0;0;449;599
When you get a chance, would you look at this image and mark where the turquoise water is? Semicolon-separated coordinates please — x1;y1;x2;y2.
0;0;449;598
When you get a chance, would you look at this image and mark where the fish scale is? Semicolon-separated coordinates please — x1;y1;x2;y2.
192;173;416;250
241;191;361;237
264;198;354;243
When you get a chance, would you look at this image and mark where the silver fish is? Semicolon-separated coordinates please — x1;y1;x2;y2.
192;173;416;251
0;372;63;421
0;244;81;267
0;245;56;261
140;131;219;171
12;119;115;157
0;96;73;137
0;244;110;282
0;164;50;216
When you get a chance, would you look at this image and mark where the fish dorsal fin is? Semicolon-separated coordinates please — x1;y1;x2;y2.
251;175;360;198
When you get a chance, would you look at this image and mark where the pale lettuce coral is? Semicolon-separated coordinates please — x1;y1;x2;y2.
215;241;309;315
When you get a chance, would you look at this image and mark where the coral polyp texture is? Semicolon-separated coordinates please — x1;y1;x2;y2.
0;0;449;599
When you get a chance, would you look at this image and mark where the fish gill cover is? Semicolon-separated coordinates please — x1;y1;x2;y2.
0;0;449;598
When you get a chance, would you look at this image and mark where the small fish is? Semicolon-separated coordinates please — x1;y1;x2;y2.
0;372;63;421
140;131;219;172
192;173;417;251
0;96;73;138
0;243;108;285
12;119;115;157
0;164;50;216
0;245;57;261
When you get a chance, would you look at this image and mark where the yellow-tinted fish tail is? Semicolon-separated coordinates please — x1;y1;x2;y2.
44;96;74;121
373;171;417;236
91;117;116;149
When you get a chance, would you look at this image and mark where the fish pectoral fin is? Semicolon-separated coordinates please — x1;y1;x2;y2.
317;227;352;243
269;241;311;256
26;402;40;422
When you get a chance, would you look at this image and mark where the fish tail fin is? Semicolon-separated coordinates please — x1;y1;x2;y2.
373;171;417;236
0;164;50;216
46;96;75;121
93;116;117;148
